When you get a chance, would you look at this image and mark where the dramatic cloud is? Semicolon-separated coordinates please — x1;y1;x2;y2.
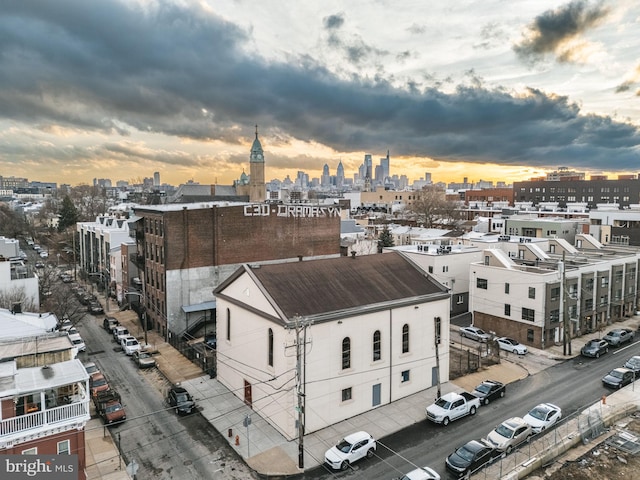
513;0;610;64
0;0;638;183
615;64;640;93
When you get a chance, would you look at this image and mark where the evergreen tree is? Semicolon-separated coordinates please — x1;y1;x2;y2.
377;225;395;253
58;195;79;231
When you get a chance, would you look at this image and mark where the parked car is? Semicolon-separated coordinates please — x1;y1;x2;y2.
83;362;100;376
426;391;480;426
167;385;196;415
623;355;640;377
35;261;45;269
113;326;130;343
581;339;609;358
602;367;635;389
39;251;49;258
472;380;505;406
94;390;126;425
132;350;156;368
485;417;533;453
523;403;562;433
88;301;104;315
103;316;119;332
89;372;109;397
121;336;141;355
603;328;635;347
445;439;501;477
68;333;86;353
496;337;527;355
459;326;491;342
394;466;440;480
324;431;376;471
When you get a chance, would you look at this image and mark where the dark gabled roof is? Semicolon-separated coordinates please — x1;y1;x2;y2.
244;252;448;320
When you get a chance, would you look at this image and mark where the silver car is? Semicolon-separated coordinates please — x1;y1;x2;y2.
460;326;491;342
486;417;532;453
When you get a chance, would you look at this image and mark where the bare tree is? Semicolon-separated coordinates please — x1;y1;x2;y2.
42;282;86;326
69;184;108;221
406;187;464;229
0;286;37;312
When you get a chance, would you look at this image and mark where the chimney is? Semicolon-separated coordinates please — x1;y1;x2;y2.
12;302;22;314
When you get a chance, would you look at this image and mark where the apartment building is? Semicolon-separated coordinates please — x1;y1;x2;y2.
131;201;342;337
0;322;89;479
470;234;640;349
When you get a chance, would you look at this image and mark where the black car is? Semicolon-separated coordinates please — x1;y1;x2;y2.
581;339;609;358
445;439;502;477
103;316;119;332
602;367;635;389
167;385;196;415
88;301;104;315
472;380;505;406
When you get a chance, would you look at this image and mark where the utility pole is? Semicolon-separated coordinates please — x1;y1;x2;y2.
561;252;572;355
286;315;313;470
434;317;442;399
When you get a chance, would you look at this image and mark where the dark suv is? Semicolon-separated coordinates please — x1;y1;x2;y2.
581;339;609;358
167;386;196;415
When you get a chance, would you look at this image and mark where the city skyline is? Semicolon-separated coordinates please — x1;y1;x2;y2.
1;1;639;187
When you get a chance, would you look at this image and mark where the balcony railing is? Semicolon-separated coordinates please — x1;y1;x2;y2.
0;400;90;439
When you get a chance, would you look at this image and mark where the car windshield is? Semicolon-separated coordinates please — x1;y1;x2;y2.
494;424;515;439
105;404;122;413
127;340;138;346
335;439;353;453
434;398;451;409
606;331;618;337
586;341;599;348
475;329;486;335
625;358;640;368
528;406;548;421
609;370;624;379
475;384;491;394
72;339;83;346
456;445;476;462
93;378;107;387
176;392;191;403
139;352;151;359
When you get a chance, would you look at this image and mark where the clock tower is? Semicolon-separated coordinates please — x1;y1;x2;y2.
249;125;266;202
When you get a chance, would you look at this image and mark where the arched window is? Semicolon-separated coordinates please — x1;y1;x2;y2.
402;324;409;353
342;337;351;369
226;308;231;341
268;328;274;367
373;330;381;361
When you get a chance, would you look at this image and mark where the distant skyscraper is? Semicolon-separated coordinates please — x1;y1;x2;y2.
321;163;330;187
153;172;160;187
380;150;390;181
336;161;345;188
425;172;432;184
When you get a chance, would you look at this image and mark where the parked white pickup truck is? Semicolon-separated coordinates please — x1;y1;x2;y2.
426;391;480;426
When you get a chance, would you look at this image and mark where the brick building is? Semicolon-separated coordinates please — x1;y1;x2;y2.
132;202;342;337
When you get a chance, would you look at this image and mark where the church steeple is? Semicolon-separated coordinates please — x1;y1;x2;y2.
249;125;266;202
250;124;264;164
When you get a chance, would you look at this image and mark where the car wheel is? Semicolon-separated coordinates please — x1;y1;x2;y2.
605;348;609;354
596;352;600;358
470;406;477;416
461;332;466;338
506;445;513;454
500;390;505;398
340;461;349;471
366;448;374;459
442;417;450;426
540;426;546;432
484;398;490;406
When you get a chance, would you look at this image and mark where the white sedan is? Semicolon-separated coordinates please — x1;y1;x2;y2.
496;337;527;355
523;403;562;433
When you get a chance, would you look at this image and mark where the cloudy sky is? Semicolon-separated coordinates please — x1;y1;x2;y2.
1;0;639;187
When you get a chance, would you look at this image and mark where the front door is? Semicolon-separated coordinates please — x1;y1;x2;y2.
244;380;252;408
372;384;381;407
